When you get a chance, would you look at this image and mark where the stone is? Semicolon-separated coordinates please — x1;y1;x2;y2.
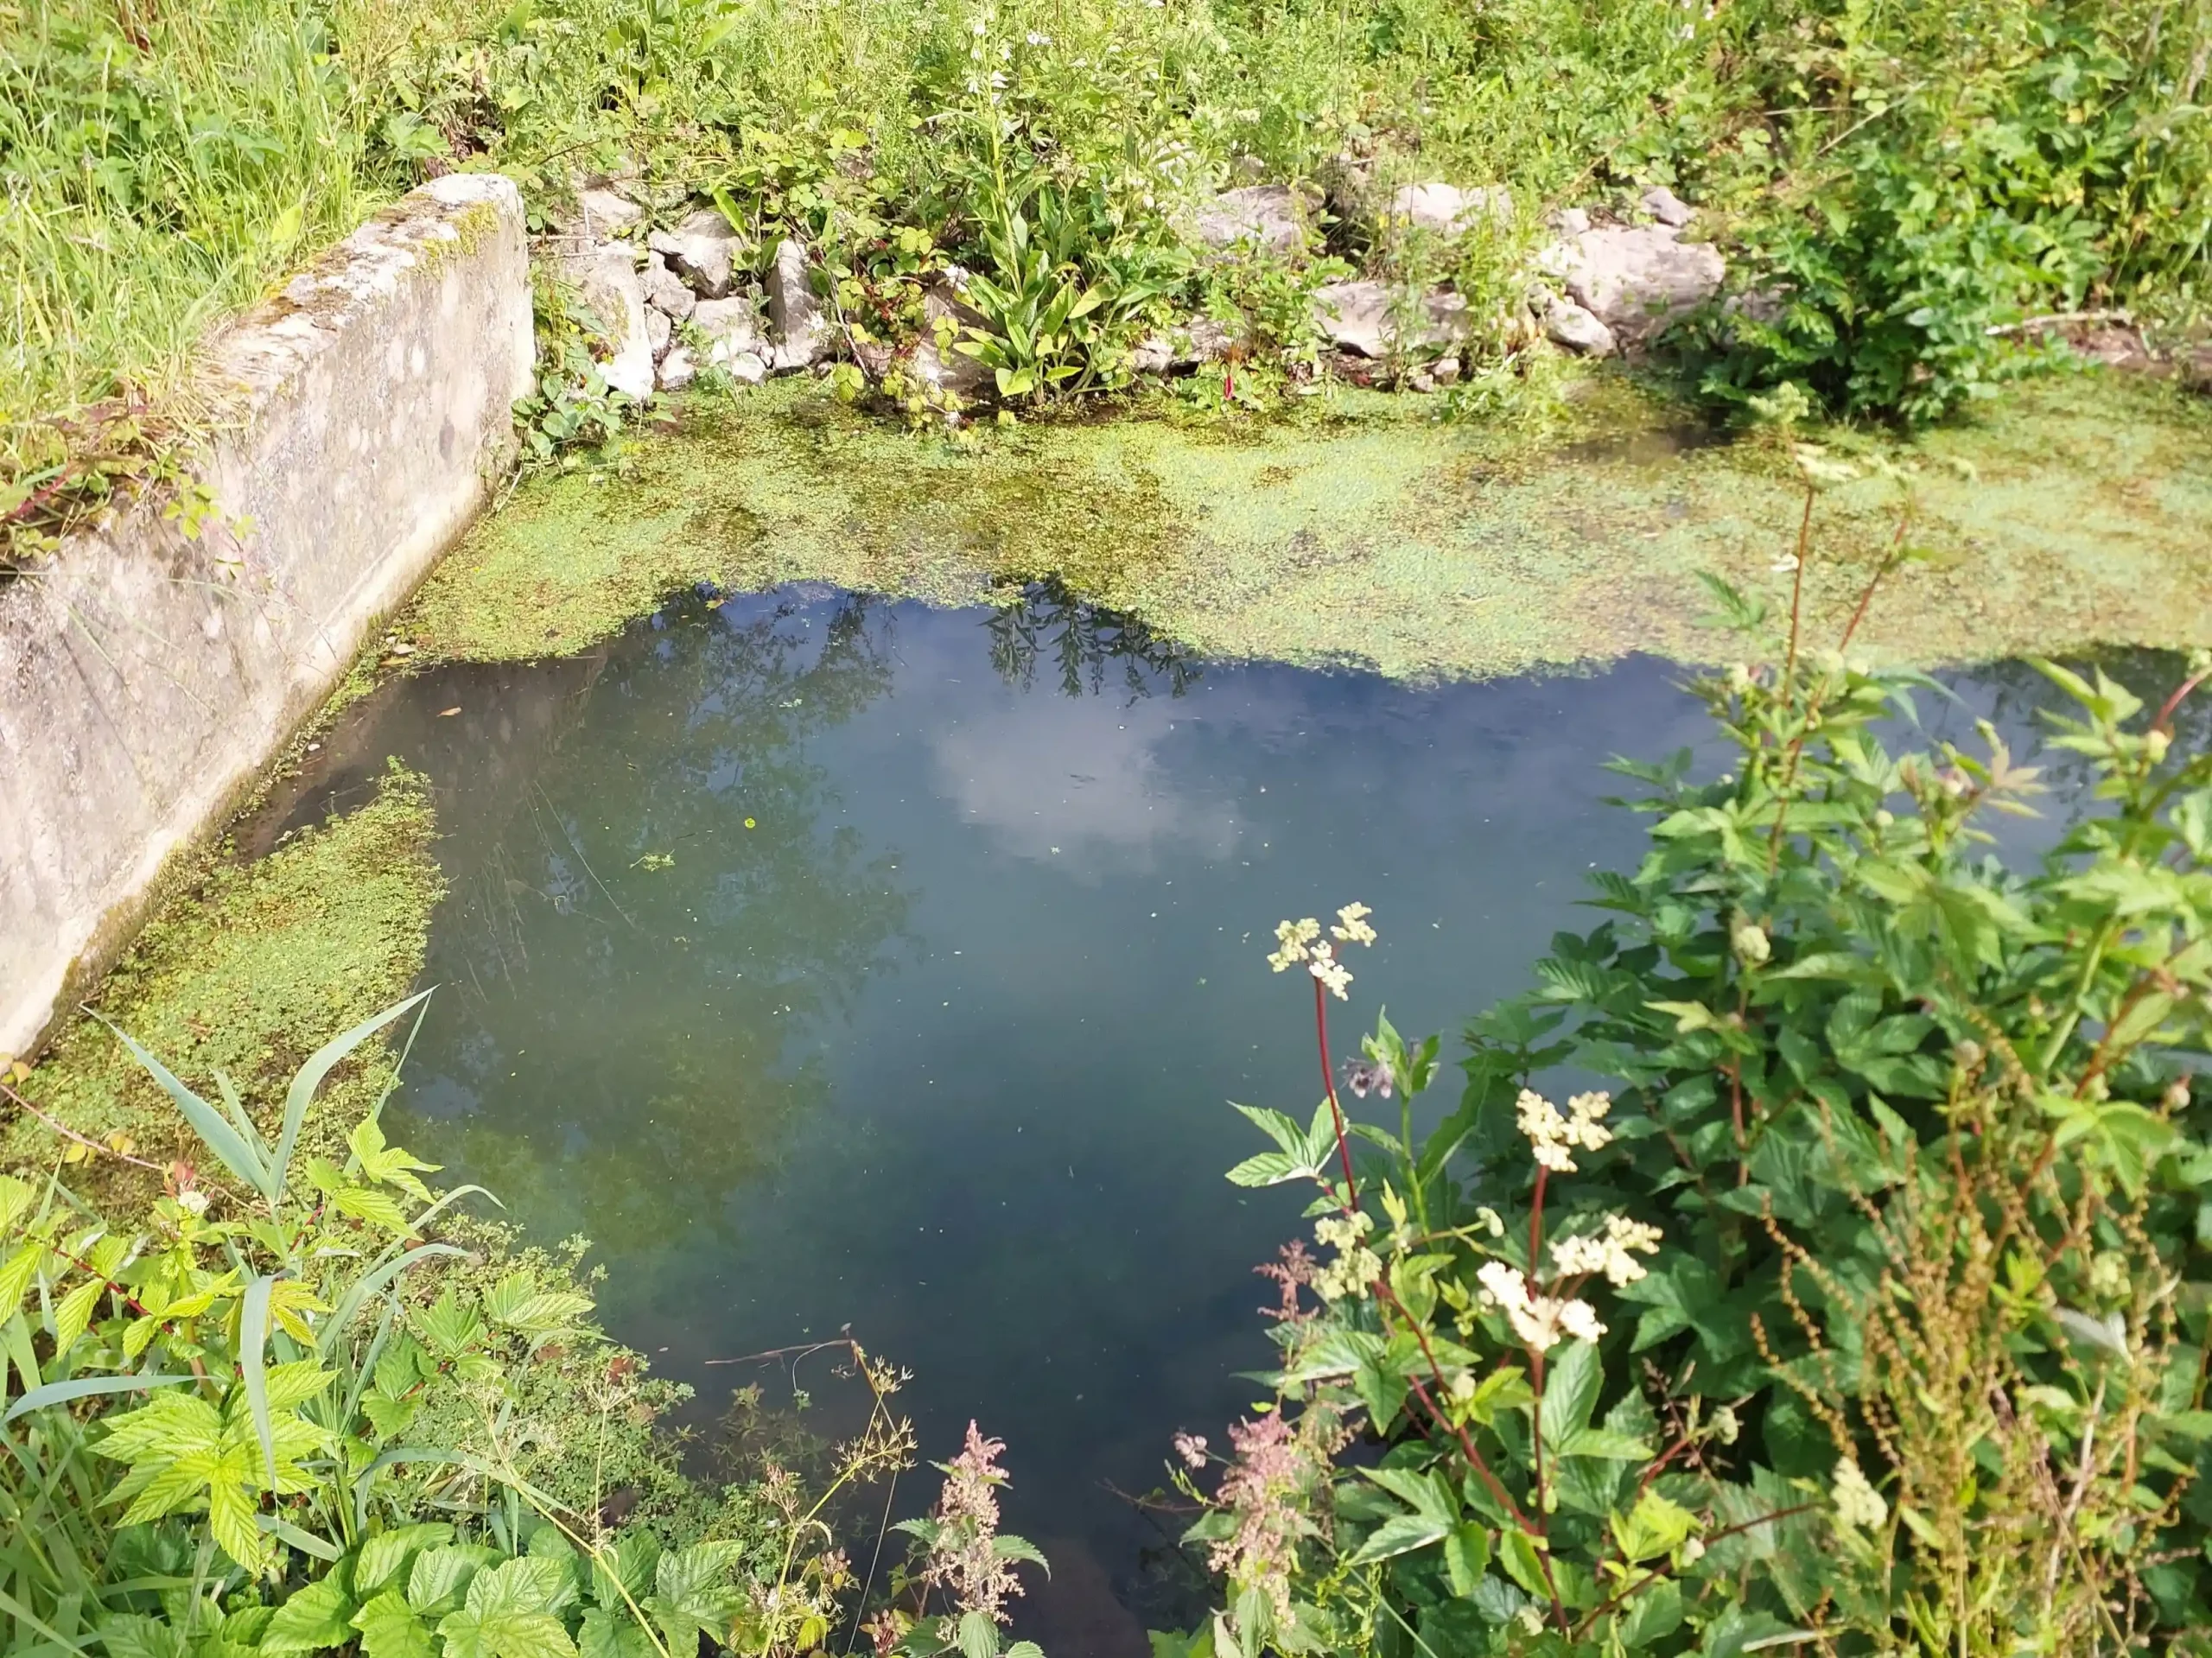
1190;185;1318;253
1128;315;1240;373
766;238;831;370
908;279;993;396
1389;182;1513;237
723;349;769;385
1431;354;1461;385
1641;185;1695;228
647;207;742;298
1310;280;1471;359
577;187;644;236
556;242;654;399
692;295;765;365
645;308;671;355
1541;292;1618;357
640;257;696;320
657;346;696;391
1547;225;1724;343
1548;206;1592;237
0;174;533;1058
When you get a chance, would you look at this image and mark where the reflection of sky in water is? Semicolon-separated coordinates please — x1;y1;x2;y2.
261;588;2172;1655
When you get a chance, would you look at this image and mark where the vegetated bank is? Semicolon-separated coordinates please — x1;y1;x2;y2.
7;0;2209;560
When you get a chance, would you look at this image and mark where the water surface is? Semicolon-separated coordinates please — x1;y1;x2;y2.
268;586;2110;1652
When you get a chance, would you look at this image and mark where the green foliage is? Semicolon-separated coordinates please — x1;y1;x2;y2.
1689;0;2212;423
0;998;936;1658
1183;514;2212;1650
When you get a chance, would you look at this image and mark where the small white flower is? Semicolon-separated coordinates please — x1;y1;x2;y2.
1558;1299;1606;1343
177;1189;210;1217
1025;29;1050;42
1309;942;1353;1000
1516;1089;1613;1172
1833;1458;1887;1530
1331;902;1376;946
1770;553;1801;574
1266;917;1319;972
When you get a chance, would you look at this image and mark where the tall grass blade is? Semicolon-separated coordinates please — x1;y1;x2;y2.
3;1374;192;1426
276;991;433;1198
240;1274;277;1485
102;1021;270;1202
318;1243;467;1358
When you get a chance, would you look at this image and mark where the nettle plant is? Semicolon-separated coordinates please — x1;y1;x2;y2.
1178;549;2212;1653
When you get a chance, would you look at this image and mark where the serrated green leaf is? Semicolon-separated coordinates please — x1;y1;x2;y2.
353;1591;436;1658
262;1577;356;1654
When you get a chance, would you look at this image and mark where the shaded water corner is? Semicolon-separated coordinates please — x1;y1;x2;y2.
3;763;446;1204
394;366;2212;684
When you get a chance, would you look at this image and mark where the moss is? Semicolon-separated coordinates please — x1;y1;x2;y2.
405;367;2212;678
4;763;445;1202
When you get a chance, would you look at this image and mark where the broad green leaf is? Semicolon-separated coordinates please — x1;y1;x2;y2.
1617;1578;1684;1647
357;1524;454;1596
409;1545;503;1617
353;1591;436;1658
105;1022;271;1201
1442;1524;1491;1598
957;1610;997;1658
436;1604;574;1658
1346;1514;1449;1565
1538;1339;1602;1444
261;1578;357;1654
98;1615;186;1658
575;1609;654;1658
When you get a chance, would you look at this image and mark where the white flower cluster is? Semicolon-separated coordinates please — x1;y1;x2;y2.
1515;1087;1613;1172
1475;1261;1605;1353
1832;1458;1888;1530
1548;1215;1664;1287
1264;904;1376;1001
1313;1210;1382;1302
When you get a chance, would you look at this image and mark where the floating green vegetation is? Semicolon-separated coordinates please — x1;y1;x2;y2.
405;369;2212;679
3;763;444;1199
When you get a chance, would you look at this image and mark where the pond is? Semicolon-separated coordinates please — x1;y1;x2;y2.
265;581;2109;1654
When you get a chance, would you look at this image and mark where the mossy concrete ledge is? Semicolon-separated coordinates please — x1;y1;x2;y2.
0;174;533;1062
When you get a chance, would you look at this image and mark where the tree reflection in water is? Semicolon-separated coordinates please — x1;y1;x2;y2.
984;578;1201;702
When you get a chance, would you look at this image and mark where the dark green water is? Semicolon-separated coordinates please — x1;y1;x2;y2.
264;585;2105;1654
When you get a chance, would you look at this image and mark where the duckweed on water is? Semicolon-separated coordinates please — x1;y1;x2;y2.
3;764;443;1199
406;371;2212;679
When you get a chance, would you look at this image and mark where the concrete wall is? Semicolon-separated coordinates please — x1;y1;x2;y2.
0;175;534;1061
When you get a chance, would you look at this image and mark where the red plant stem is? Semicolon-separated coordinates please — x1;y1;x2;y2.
1306;974;1565;1623
2;1079;170;1172
2153;668;2212;735
1527;1163;1550;1540
1313;977;1358;1206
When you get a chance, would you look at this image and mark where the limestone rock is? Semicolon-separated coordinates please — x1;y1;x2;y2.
1641;186;1695;228
648;207;742;299
909;279;993;396
577;187;644;236
1128;315;1239;373
1310;280;1471;359
766;238;831;370
723;349;770;385
640;257;696;321
556;243;654;400
1547;225;1724;343
1190;185;1318;253
658;346;696;391
1541;293;1617;357
1389;182;1513;237
1548;206;1592;237
692;295;765;366
646;308;672;355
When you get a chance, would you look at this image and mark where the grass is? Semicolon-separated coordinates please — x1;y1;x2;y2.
3;0;2206;560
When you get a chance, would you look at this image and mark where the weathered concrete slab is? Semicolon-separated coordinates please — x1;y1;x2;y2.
0;175;532;1060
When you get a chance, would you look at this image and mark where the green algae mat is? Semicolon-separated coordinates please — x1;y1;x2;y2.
409;371;2212;678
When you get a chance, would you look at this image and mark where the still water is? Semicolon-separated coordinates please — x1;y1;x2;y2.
270;584;2092;1653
